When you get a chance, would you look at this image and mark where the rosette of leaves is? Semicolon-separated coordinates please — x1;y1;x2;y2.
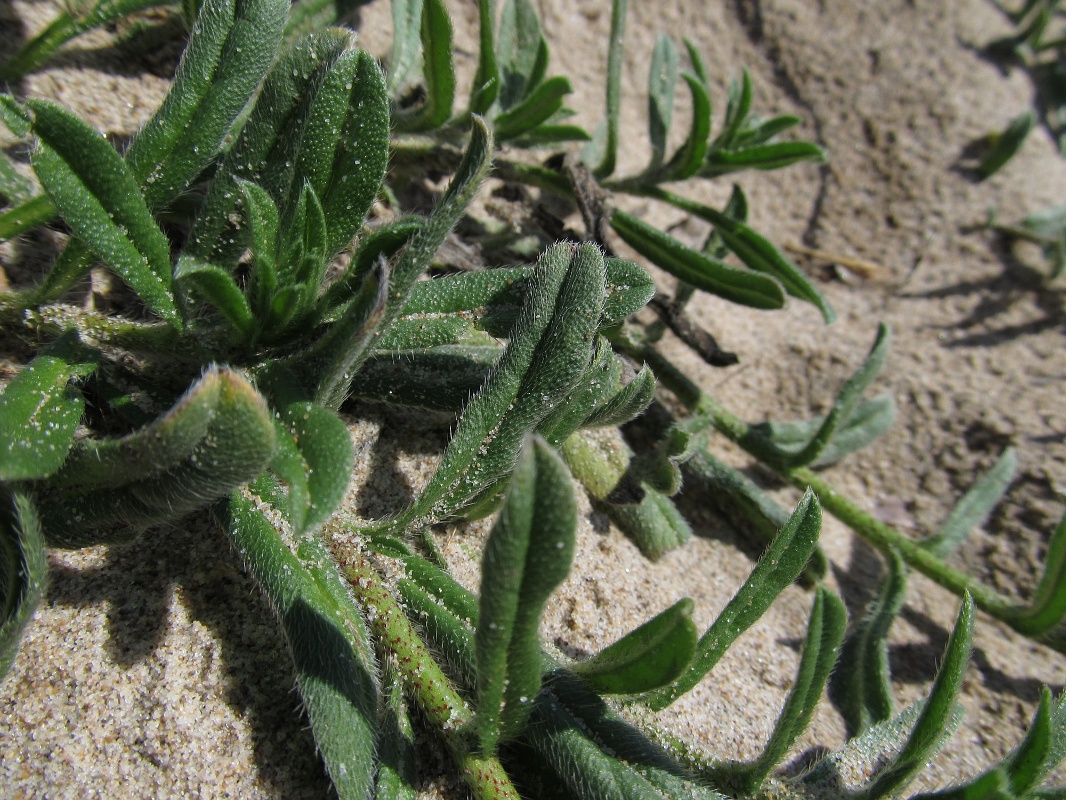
2;0;1066;798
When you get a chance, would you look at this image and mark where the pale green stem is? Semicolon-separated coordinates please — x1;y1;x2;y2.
330;541;520;800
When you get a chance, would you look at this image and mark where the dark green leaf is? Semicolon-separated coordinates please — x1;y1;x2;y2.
610;209;786;310
28;100;178;325
830;548;905;737
702;141;826;178
0;490;46;681
476;436;576;752
375;668;417;800
587;0;626;177
173;257;256;340
977;110;1036;180
732;114;803;147
470;0;500;114
716;68;753;150
497;0;544;110
220;489;378;800
646;488;822;710
660;72;712;181
393;0;455;132
124;0;288;210
494;76;573;140
730;588;846;791
279;402;354;531
571;598;696;694
1006;507;1066;636
865;594;973;799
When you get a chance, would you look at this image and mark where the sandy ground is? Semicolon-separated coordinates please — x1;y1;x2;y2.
2;0;1066;797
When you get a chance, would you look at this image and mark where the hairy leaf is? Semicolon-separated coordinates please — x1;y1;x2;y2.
0;490;46;681
469;0;500;114
393;0;454;132
647;35;679;172
923;448;1017;558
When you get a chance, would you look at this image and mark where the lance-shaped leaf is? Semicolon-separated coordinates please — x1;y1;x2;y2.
610;209;786;311
496;0;547;110
525;671;723;800
702;141;826;178
744;324;889;469
469;0;499;114
586;0;626;177
475;436;576;753
387;0;424;95
28;100;178;325
220;487;378;800
494;76;573;140
922;448;1017;558
186;29;350;265
699;205;835;322
311;117;493;409
646;35;679;172
0;490;46;681
912;688;1065;800
830;548;906;737
284;48;389;256
375;667;417;800
659;72;713;182
1005;508;1066;636
717;588;845;792
682;445;827;584
278;401;354;532
862;594;973;800
173;257;256;341
392;0;455;132
571;597;697;695
352;346;500;412
757;393;896;469
0;346;92;481
713;68;753;151
976;110;1035;180
390;241;605;526
646;488;822;710
41;368;276;547
124;0;288;210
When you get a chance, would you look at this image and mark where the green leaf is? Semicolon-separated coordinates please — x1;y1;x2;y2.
646;488;822;710
28;100;179;325
681;445;827;584
831;548;905;737
237;179;280;317
716;68;753;150
42;368;276;546
311;117;493;408
0;150;34;207
977;110;1036;180
732;114;803;147
1006;507;1066;636
124;0;288;210
470;0;500;114
390;241;605;526
660;72;712;181
279;401;354;532
220;488;378;800
0;349;89;481
587;0;626;177
494;76;573;140
387;0;424;95
0;490;46;681
497;0;545;110
922;448;1017;558
475;436;576;753
571;598;697;695
0;0;171;80
702;141;826;178
758;394;896;468
351;346;499;412
393;0;455;132
173;257;256;340
647;35;679;172
375;668;417;800
727;588;846;791
864;594;974;800
610;209;786;310
745;325;889;470
287;48;389;256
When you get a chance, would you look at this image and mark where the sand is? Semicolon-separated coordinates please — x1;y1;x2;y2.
2;0;1066;797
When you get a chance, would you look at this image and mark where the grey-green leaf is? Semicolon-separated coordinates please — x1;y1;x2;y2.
647;34;679;171
923;448;1017;558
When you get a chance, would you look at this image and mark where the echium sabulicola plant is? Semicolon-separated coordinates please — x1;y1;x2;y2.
3;0;1066;798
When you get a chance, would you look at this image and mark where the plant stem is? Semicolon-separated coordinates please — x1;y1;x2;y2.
330;540;520;800
617;333;1053;640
